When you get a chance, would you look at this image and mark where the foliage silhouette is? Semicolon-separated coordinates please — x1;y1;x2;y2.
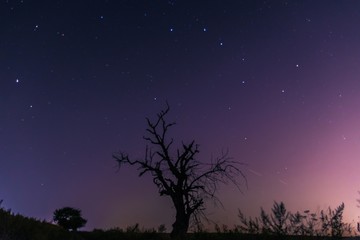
0;201;355;240
238;201;352;237
269;201;290;235
237;209;260;234
0;204;81;240
319;202;351;237
113;104;246;239
289;210;317;236
53;206;87;231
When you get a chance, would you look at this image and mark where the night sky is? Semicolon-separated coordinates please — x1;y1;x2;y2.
2;0;360;231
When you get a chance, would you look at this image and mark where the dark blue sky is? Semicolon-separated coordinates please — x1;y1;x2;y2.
2;0;360;230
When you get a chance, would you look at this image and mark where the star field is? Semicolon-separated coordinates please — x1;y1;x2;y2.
2;0;360;230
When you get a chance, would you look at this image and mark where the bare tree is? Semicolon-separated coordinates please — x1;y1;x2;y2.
113;104;246;239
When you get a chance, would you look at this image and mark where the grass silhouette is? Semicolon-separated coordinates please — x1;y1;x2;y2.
0;201;358;240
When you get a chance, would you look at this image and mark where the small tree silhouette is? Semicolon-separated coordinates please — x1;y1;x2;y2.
290;210;317;236
237;209;260;234
113;104;246;239
270;201;290;235
53;207;87;231
320;202;351;237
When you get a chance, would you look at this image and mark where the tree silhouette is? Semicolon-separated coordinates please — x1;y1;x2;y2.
53;207;87;231
113;104;246;239
270;201;290;235
319;202;350;237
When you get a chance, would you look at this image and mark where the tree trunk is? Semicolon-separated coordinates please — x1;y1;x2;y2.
170;210;190;240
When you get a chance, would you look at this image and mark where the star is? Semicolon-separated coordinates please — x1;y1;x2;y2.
16;78;19;83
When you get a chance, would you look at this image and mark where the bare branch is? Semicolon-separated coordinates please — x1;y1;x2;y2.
113;104;246;239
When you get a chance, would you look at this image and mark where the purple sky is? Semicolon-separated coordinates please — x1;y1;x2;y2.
2;0;360;230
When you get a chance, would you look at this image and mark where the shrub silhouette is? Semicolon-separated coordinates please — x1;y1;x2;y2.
53;207;87;231
238;201;352;237
319;202;351;237
269;201;290;235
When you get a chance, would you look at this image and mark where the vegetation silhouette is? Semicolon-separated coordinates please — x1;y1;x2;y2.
53;206;87;231
237;201;352;238
356;190;360;232
113;104;246;239
0;201;82;240
0;199;357;240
